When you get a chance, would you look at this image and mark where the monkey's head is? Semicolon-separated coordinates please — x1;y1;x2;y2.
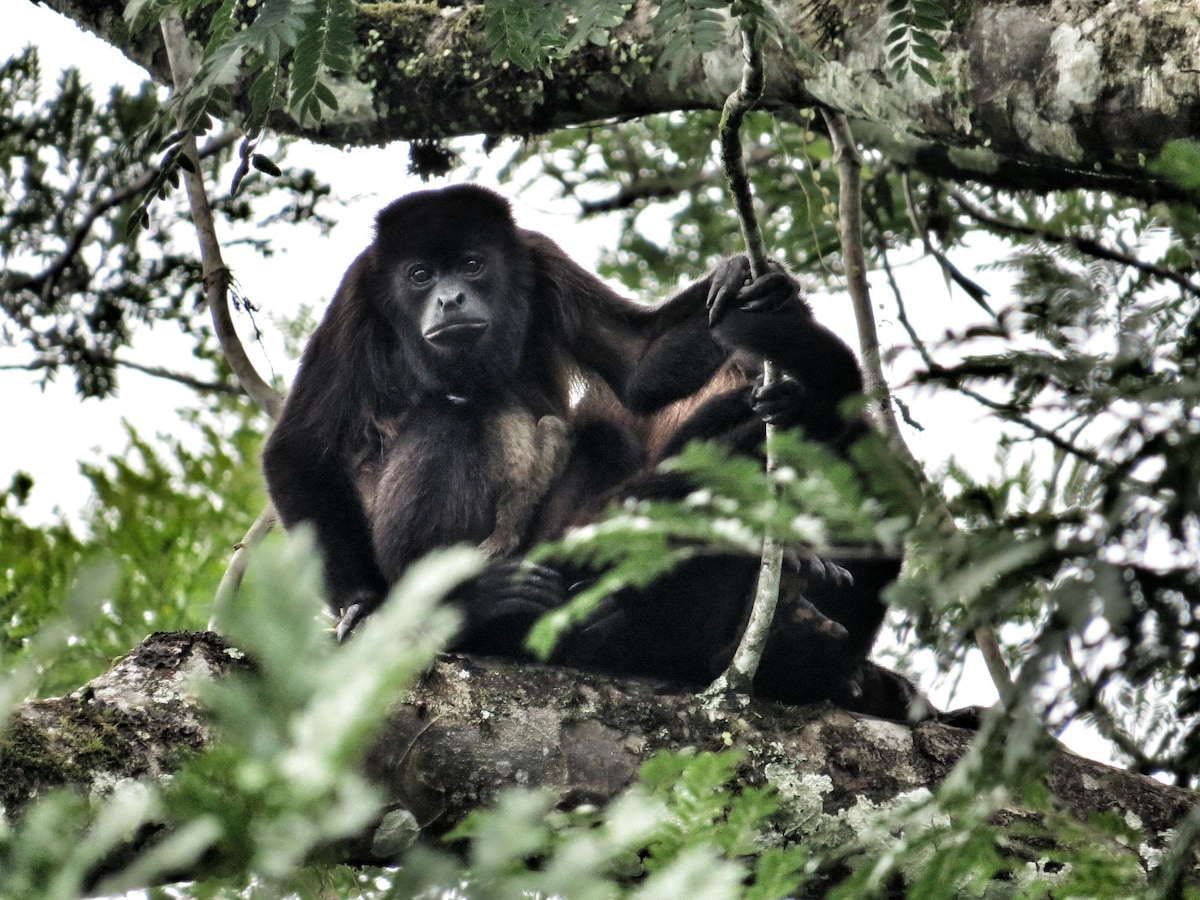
369;185;538;397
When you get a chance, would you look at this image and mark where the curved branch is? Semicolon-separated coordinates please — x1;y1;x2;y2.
159;14;282;420
209;505;278;631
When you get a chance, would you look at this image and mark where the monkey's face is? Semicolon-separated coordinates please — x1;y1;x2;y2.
408;249;515;350
370;186;538;396
386;237;532;394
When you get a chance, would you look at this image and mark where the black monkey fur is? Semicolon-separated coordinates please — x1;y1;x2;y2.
262;184;915;717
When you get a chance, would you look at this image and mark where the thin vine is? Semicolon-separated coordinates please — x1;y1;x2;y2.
703;20;784;700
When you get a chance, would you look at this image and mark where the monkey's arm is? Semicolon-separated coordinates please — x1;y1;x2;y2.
261;294;390;619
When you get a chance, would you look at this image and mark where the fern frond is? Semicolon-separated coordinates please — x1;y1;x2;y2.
653;0;731;89
885;0;949;87
290;0;357;123
485;0;567;72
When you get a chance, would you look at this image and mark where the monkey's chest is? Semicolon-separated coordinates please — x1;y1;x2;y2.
363;409;500;579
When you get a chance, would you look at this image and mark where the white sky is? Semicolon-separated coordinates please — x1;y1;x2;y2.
1;3;1071;728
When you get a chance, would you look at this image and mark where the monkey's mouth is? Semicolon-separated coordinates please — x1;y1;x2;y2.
424;319;490;346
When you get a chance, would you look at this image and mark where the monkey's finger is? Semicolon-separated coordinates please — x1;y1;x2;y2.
707;257;751;325
819;558;854;587
779;595;850;642
707;280;739;326
736;272;795;312
753;372;803;397
505;564;565;607
335;604;365;642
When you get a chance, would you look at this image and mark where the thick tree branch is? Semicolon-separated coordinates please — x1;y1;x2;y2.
37;0;1200;203
2;632;1196;889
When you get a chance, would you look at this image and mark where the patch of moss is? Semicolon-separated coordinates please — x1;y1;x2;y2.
0;693;204;819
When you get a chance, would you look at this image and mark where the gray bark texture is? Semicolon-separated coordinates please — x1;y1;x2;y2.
2;632;1196;886
32;0;1200;201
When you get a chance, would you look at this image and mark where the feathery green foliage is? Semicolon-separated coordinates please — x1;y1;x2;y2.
0;400;267;695
484;0;568;72
391;749;810;899
290;0;357;124
0;537;466;898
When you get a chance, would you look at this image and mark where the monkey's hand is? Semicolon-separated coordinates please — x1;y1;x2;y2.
706;255;797;327
453;559;566;655
752;372;807;428
769;551;856;648
785;550;855;589
838;661;930;722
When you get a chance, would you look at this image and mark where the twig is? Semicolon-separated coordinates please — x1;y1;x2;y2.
0;356;243;396
160;12;282;420
875;240;1018;701
881;251;1107;471
948;188;1200;298
901;173;993;314
820;112;898;436
704;22;782;701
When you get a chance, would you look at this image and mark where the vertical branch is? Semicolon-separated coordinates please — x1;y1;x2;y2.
719;27;769;280
820;109;1014;702
161;10;284;628
705;22;784;700
160;11;282;419
818;111;898;441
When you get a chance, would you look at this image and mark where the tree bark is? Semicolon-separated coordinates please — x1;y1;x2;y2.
2;632;1196;887
32;0;1200;202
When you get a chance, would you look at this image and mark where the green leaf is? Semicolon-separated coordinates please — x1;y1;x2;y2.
912;43;946;64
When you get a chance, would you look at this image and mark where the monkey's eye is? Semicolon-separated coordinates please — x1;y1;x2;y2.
408;265;433;285
463;256;484;276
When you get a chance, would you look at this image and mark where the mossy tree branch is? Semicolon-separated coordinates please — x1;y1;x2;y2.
38;0;1200;204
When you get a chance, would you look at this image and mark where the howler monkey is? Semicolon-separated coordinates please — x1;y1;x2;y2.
263;184;908;714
